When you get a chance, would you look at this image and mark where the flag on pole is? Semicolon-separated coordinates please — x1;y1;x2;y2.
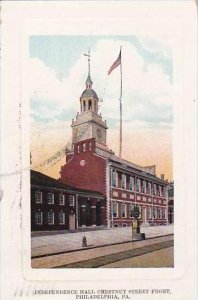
107;49;121;75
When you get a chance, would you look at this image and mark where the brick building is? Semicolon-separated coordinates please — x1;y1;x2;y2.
168;181;174;224
31;170;105;231
60;66;169;228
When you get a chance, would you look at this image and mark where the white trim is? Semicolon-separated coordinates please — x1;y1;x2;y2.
129;176;135;191
110;186;166;199
112;202;118;218
121;203;127;218
129;204;134;218
106;163;111;227
47;211;54;225
47;192;54;204
59;193;65;205
111;198;131;204
112;170;118;187
121;174;126;189
59;212;65;225
69;195;75;206
35;211;43;225
35;191;42;204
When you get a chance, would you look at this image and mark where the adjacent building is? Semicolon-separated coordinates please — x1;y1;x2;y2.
31;170;105;231
168;181;174;224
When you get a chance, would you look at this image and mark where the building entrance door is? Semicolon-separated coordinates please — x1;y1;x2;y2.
69;213;76;230
96;201;101;226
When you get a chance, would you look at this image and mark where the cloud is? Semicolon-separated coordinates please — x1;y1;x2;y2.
29;37;173;179
29;37;173;127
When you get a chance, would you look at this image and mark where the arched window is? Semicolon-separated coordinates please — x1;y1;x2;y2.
77;145;80;154
83;100;86;111
83;143;86;152
88;99;92;110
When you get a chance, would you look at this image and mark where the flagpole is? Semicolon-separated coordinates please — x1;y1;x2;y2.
119;46;122;158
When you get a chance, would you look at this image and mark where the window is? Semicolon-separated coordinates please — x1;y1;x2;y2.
89;142;92;150
159;186;162;197
112;171;118;187
153;207;157;219
121;174;126;189
162;187;166;197
129;177;134;191
59;212;65;225
88;99;92;110
82;143;86;152
147;206;152;219
148;182;152;194
35;191;42;203
153;184;157;196
113;203;118;218
138;205;142;218
47;193;54;204
47;212;54;225
143;180;146;193
136;178;141;192
129;205;134;218
121;204;126;218
35;211;42;225
69;195;75;206
158;207;161;219
59;194;65;205
83;100;86;111
162;208;166;219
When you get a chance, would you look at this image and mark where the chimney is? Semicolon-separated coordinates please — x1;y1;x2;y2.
161;174;165;180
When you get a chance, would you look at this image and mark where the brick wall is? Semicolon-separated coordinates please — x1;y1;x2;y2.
60;138;107;195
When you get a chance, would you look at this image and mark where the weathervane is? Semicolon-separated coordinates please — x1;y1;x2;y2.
84;48;91;76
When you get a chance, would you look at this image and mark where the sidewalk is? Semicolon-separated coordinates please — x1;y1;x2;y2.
32;235;173;268
31;224;174;258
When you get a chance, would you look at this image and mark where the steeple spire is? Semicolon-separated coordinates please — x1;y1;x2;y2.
84;48;92;89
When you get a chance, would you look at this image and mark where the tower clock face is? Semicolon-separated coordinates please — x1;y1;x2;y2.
97;128;102;139
77;126;87;139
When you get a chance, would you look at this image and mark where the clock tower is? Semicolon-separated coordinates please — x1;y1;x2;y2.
71;49;108;147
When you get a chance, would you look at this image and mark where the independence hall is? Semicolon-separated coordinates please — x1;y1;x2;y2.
31;56;169;231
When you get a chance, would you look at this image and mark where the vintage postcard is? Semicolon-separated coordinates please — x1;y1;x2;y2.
0;1;197;300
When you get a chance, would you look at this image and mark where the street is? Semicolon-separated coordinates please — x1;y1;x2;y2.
31;225;174;268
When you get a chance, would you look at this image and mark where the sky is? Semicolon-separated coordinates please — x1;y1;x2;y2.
29;35;173;180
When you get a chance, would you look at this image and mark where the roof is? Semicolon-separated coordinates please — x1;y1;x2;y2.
81;88;98;99
108;154;168;184
86;74;93;84
31;170;104;196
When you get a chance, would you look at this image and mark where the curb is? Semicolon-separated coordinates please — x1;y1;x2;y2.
32;233;174;259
